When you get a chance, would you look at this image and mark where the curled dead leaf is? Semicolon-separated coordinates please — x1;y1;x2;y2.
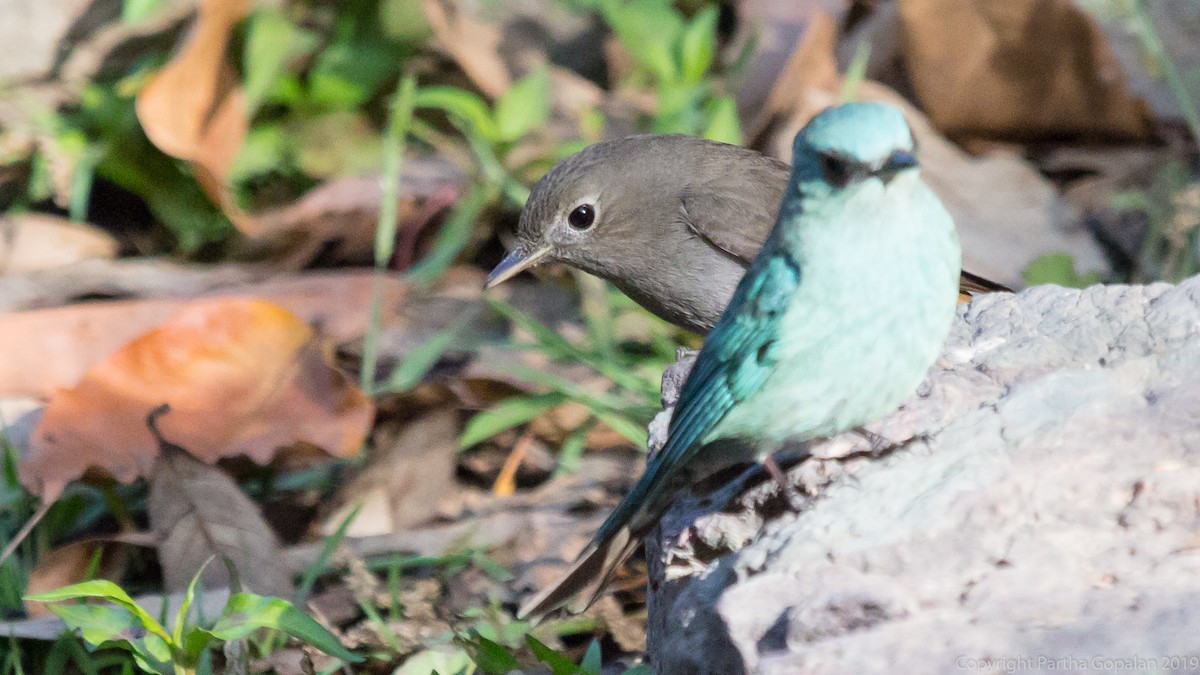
135;0;253;232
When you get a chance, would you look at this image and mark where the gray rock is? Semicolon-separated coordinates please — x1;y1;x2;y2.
645;278;1200;675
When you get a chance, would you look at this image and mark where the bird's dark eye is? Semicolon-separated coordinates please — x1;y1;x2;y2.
818;152;854;188
568;204;596;230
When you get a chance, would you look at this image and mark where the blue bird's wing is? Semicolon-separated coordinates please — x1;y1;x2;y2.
596;250;801;540
662;252;800;467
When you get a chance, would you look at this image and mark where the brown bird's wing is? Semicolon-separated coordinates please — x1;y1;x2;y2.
675;150;790;265
678;190;777;265
517;526;637;619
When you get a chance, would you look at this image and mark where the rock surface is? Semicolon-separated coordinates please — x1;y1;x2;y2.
645;278;1200;675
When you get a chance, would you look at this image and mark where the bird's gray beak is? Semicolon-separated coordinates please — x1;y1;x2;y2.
484;244;553;289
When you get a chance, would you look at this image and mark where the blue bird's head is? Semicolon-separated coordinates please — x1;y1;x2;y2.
791;102;918;192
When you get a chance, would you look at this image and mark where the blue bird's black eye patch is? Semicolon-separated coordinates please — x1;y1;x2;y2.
818;149;918;187
818;152;857;188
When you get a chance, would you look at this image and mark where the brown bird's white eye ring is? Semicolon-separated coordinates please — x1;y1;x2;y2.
568;203;596;230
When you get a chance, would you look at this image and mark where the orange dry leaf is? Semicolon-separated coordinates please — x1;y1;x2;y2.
0;270;405;399
135;0;254;232
21;299;373;500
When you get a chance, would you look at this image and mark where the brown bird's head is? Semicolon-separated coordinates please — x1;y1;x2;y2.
484;134;773;289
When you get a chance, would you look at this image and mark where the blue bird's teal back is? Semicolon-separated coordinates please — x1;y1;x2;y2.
518;101;962;618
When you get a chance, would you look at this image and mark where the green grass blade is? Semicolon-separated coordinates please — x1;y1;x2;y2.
362;73;417;393
459;392;568;449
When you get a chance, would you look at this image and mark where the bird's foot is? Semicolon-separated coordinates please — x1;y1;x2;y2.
763;456;805;511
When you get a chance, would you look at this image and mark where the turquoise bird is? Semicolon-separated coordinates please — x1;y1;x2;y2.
517;102;962;618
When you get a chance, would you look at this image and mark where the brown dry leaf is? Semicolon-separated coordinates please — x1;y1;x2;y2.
0;213;118;274
149;446;292;596
245;161;465;269
0;259;264;313
21;298;373;499
422;0;511;98
0;270;405;398
897;0;1154;140
322;409;460;538
135;0;253;232
22;539;134;618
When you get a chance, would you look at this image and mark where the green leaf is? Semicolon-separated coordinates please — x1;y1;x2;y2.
495;67;551;142
462;634;518;674
208;593;362;662
121;0;165;23
47;604;173;674
27;580;170;643
243;9;320;114
179;626;214;663
308;40;397;108
602;0;684;83
1022;253;1102;288
678;7;718;85
580;638;602;675
414;86;501;142
459;393;568;449
702;96;743;145
228;123;288;184
397;648;476;675
526;634;583;675
173;556;215;647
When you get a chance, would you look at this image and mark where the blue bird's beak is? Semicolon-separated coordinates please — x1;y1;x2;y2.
875;150;918;185
484;244;552;289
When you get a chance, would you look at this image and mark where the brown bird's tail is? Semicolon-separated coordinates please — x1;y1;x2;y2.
517;525;639;619
958;269;1012;296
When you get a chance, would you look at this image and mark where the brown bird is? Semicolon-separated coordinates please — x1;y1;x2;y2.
486;134;1008;334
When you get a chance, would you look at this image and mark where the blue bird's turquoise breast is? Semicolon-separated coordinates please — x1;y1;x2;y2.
712;170;960;452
